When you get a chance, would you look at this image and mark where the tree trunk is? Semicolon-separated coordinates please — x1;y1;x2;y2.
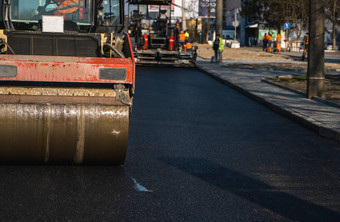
206;0;211;43
332;0;338;50
182;0;186;31
307;0;325;99
216;0;223;37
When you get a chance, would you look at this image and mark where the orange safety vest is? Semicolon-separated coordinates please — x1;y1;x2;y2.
276;34;281;52
179;33;186;41
262;35;267;41
56;0;84;14
276;34;281;42
184;43;192;50
267;35;273;41
304;35;309;45
176;21;180;29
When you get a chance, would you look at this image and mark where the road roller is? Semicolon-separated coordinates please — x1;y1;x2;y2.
0;0;135;164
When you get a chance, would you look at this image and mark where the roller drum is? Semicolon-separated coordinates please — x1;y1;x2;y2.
0;103;130;164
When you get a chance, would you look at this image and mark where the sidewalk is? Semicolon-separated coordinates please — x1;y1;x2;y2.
196;58;340;140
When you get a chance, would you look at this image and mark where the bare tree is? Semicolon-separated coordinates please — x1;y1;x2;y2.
283;0;308;41
241;0;309;40
325;0;340;50
185;0;199;41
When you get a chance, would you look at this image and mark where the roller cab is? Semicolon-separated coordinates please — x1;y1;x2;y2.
0;0;135;164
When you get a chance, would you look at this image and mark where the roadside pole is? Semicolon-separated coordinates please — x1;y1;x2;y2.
234;11;236;40
182;0;186;31
206;0;211;42
216;0;223;36
307;0;325;98
232;11;239;41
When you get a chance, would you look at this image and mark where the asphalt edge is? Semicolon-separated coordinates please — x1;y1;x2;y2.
196;63;340;141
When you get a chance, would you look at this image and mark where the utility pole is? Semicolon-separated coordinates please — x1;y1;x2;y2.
307;0;325;98
182;0;186;31
206;0;211;42
216;0;223;36
234;10;237;40
332;0;338;50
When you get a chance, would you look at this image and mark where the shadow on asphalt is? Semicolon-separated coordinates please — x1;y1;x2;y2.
160;157;340;222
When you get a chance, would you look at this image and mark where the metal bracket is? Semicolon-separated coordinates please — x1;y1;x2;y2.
114;84;132;106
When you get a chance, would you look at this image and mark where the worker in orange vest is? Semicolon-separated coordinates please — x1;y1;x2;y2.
184;42;192;52
276;33;282;52
179;31;186;49
261;33;268;51
54;0;85;19
267;33;273;52
302;33;309;61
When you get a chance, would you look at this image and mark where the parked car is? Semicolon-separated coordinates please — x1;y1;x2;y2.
324;42;340;50
224;37;240;48
300;42;340;51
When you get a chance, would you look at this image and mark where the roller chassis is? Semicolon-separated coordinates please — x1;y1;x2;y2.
0;52;135;165
0;0;135;165
134;48;197;67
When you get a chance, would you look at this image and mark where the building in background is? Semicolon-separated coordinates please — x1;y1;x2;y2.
196;0;244;44
126;0;339;47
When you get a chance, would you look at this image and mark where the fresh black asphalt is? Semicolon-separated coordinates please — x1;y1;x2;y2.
0;67;339;221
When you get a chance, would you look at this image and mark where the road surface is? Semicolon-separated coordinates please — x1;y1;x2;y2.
0;67;339;221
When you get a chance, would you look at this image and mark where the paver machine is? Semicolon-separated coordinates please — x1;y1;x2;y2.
127;0;197;66
0;0;135;164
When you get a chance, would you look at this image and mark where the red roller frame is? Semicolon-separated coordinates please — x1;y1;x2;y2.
0;34;135;89
0;55;134;84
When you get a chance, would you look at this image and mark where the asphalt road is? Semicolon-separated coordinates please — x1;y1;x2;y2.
1;67;340;221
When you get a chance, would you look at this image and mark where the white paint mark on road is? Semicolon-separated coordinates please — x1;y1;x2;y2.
131;177;153;192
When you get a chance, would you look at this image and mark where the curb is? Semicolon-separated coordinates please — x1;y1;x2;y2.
262;79;340;109
196;63;340;141
222;64;340;73
261;79;305;96
198;56;340;72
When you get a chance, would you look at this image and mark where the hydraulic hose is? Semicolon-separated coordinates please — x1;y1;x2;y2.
0;38;15;54
103;43;125;58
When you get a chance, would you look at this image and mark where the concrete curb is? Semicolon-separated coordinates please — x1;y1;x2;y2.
262;79;340;109
196;63;340;141
222;64;340;73
261;79;305;96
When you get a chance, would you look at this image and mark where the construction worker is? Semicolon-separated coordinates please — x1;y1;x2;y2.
175;20;180;49
267;33;273;52
302;33;309;61
54;0;85;19
176;20;180;30
179;31;186;49
212;34;224;64
184;30;190;42
184;42;192;52
276;33;282;52
262;33;268;51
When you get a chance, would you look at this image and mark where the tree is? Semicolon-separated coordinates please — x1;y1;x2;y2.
281;0;309;41
240;0;264;25
241;0;309;40
325;0;340;50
